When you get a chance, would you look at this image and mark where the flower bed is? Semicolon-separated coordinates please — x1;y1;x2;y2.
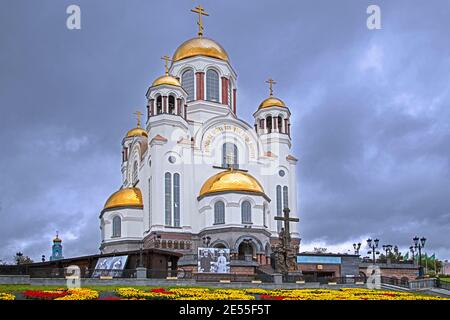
23;288;98;300
9;287;448;301
0;292;15;300
116;287;254;300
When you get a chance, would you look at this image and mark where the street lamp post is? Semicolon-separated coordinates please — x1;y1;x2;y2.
413;236;426;277
409;246;416;263
138;243;144;267
353;243;361;255
367;238;380;264
382;244;393;263
202;236;211;248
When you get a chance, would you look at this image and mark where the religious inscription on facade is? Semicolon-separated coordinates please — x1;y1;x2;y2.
202;124;256;158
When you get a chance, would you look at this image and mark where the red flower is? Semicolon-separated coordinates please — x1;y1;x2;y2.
23;290;68;300
149;288;174;295
260;294;285;300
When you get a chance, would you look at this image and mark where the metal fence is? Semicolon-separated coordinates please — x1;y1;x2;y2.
436;279;450;290
381;276;410;288
194;272;255;282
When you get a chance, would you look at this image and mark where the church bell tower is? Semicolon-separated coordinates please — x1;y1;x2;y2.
50;232;64;261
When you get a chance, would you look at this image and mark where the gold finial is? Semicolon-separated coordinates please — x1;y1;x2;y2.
266;78;276;96
133;111;143;127
161;55;172;75
56;230;59;238
191;4;209;37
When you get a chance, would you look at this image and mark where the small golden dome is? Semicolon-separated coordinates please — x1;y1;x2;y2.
151;75;181;87
103;187;143;210
126;127;148;138
173;37;229;62
258;96;287;109
199;170;265;198
53;236;62;243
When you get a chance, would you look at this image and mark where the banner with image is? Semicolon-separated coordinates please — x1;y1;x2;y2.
197;248;230;273
92;255;128;278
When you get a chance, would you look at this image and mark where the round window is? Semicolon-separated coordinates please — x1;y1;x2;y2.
168;156;176;164
279;170;285;177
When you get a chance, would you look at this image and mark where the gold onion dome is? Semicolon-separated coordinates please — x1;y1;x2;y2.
258;96;287;109
172;37;229;62
126;127;148;138
103;187;143;210
151;75;181;87
199;170;265;198
53;236;62;243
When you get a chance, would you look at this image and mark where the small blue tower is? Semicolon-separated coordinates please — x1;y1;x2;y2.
50;232;64;261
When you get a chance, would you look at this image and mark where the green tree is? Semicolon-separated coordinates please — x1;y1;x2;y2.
14;252;33;265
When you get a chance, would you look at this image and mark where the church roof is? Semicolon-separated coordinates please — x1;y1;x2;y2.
172;37;229;62
126;127;148;138
258;96;287;109
103;187;143;211
199;169;265;198
151;75;181;87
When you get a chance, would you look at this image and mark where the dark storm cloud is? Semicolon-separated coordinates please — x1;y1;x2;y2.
0;0;449;262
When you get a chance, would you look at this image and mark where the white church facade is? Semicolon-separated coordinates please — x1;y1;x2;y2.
99;6;300;267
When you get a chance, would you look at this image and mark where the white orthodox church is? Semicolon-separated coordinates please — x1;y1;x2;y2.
99;6;300;267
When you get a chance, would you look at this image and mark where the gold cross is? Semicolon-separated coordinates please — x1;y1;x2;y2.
161;55;172;75
134;111;143;127
266;78;276;96
191;4;209;37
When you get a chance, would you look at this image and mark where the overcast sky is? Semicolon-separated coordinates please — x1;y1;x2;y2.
0;0;449;263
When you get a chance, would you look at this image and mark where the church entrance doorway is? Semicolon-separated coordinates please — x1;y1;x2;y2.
238;241;254;261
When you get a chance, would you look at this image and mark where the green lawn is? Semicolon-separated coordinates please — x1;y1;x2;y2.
440;277;450;282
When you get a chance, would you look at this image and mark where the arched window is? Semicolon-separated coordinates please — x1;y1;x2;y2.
132;161;138;185
228;80;232;108
168;95;175;114
277;116;283;133
182;69;194;101
156;95;162;114
283;186;289;209
276;185;282;232
241;201;252;224
165;172;172;226
214;201;225;224
266;116;272;133
222;143;238;169
173;173;180;227
263;204;267;227
112;216;121;237
206;69;219;102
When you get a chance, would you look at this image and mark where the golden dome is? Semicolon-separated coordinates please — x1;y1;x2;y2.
151;75;181;87
173;37;229;62
258;96;287;109
126;127;148;138
103;187;143;210
53;236;62;243
199;170;265;198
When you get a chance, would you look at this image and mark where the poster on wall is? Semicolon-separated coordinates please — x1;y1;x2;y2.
197;248;230;273
92;255;128;278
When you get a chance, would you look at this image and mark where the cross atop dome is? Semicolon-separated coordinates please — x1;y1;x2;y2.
191;4;209;37
266;78;277;97
133;111;143;127
161;55;172;76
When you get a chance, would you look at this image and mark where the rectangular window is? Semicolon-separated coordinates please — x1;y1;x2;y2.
276;186;282;232
165;173;172;226
148;177;152;228
173;173;180;227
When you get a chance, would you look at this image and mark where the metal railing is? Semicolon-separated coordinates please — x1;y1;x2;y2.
436;278;450;290
194;272;255;282
381;276;410;288
147;268;193;279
